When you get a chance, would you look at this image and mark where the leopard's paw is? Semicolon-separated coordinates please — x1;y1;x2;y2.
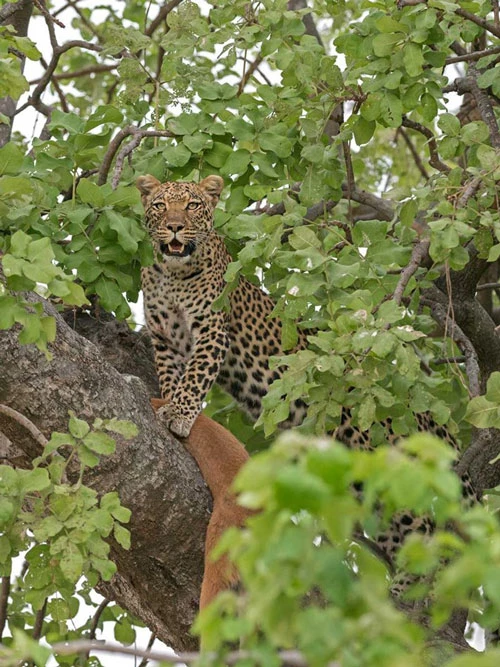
169;415;193;438
157;404;193;438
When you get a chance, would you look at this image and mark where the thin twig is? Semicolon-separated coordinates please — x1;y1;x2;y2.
0;577;10;642
420;297;481;397
15;40;104;117
343;140;355;222
446;45;500;64
238;54;263;94
137;632;156;667
63;0;101;39
395;127;429;180
39;56;69;113
29;63;117;84
89;599;110;640
454;7;500;39
145;0;184;36
51;640;340;666
476;282;500;291
34;0;65;29
457;175;483;208
0;405;48;448
401;117;451;173
393;240;430;306
431;356;466;365
33;598;47;640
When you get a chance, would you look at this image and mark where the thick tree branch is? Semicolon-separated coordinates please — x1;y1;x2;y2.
97;126;174;186
0;293;211;651
341;185;395;221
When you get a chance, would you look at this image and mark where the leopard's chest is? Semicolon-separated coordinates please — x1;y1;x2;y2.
141;262;225;339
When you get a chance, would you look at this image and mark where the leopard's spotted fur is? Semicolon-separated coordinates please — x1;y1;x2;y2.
137;174;308;439
137;175;477;565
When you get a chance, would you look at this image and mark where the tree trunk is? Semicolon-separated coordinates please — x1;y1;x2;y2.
0;0;34;148
0;295;211;651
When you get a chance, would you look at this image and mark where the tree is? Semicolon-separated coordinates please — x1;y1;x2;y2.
2;0;500;664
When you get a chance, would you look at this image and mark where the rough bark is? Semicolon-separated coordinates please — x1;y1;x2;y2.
0;296;211;651
0;0;33;148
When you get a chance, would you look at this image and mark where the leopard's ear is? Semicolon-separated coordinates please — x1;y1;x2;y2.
199;175;224;208
136;174;162;202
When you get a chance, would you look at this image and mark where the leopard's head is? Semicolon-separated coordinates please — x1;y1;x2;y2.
136;175;224;262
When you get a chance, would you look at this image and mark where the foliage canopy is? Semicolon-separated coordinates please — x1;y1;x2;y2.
3;0;500;664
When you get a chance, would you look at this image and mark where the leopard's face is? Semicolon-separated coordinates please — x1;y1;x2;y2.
136;175;224;263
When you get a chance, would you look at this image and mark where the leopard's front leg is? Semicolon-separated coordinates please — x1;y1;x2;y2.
161;312;230;438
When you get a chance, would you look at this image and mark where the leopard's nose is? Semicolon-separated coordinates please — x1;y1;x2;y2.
166;221;184;233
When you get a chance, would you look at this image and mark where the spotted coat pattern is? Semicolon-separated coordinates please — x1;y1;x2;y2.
137;175;477;565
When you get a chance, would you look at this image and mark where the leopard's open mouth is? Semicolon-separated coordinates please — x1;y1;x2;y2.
160;239;190;257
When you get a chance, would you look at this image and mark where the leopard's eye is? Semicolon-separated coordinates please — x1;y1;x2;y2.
152;201;166;210
186;201;200;210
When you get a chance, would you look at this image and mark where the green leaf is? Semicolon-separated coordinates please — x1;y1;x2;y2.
19;468;51;493
353;117;376;145
289;226;321;250
9;229;31;257
477;145;499;171
281;319;298;351
203;141;233;168
162;142;192;167
95;276;125;311
403;43;424;76
91;555;117;581
49;109;84;133
437;113;461;137
60;544;84;583
258;131;293;158
85;105;124;131
114;523;131;549
0;59;29;100
103;210;140;253
13;35;41;60
83;431;116;455
357;394;376;431
485;372;500;403
0;142;24;176
0;498;14;526
77;179;105;207
465;396;500;428
104;418;138;439
274;467;329;513
114;617;136;644
372;32;404;57
69;413;90;439
220;149;251;176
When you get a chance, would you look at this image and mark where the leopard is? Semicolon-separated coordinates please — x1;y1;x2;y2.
137;173;308;440
137;174;477;572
